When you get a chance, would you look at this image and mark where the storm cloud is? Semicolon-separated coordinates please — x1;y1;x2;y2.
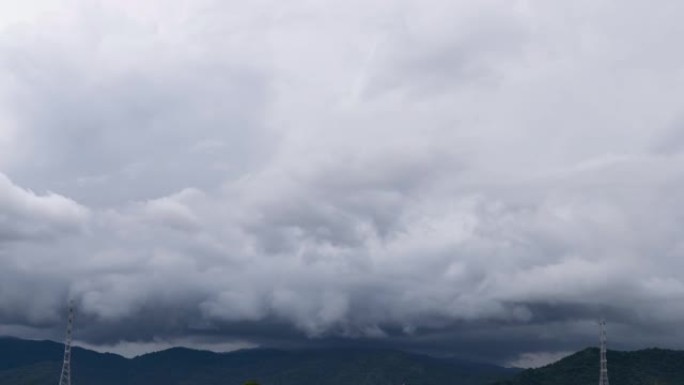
2;0;684;366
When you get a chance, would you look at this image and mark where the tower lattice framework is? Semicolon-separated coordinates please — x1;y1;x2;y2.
599;319;609;385
58;301;75;385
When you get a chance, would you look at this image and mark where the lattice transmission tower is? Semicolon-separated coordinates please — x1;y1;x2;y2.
58;301;75;385
599;319;609;385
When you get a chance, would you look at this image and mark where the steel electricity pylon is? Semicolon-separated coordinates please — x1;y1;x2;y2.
58;301;75;385
599;319;609;385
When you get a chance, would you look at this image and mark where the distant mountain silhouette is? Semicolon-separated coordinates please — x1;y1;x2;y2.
493;347;684;385
0;337;518;385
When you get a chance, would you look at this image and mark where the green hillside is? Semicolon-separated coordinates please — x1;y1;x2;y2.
0;338;517;385
494;348;684;385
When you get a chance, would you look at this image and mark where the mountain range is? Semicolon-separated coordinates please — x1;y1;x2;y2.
0;337;517;385
3;337;684;385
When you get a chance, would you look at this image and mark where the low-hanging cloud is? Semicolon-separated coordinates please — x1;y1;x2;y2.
1;0;684;365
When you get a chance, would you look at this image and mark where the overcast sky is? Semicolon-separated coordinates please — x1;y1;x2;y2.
1;0;684;368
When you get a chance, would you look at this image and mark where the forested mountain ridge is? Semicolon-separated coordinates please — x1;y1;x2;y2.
0;337;517;385
493;347;684;385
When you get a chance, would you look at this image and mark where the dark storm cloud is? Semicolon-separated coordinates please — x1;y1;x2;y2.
2;0;684;367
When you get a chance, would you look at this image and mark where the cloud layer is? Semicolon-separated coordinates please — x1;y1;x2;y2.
2;0;684;365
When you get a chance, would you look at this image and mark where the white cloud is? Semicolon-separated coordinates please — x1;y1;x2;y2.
1;0;684;363
0;173;89;241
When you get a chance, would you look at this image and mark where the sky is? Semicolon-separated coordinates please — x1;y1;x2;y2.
1;0;684;368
